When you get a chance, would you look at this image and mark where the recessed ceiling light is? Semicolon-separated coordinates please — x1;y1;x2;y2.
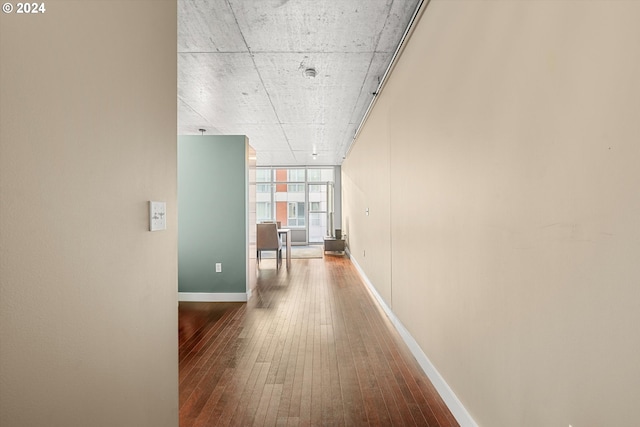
303;67;317;79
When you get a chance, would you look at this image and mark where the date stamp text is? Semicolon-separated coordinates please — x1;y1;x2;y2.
3;3;46;14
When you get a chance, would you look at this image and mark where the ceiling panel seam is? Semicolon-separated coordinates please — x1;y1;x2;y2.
177;50;252;54
338;0;397;161
226;0;295;156
345;0;427;159
178;0;423;165
178;97;210;129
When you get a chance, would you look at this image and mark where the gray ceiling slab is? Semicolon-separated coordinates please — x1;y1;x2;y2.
348;52;393;125
253;52;373;125
228;0;394;52
375;0;421;52
178;0;248;52
293;150;335;165
178;98;211;133
178;53;277;126
177;0;423;165
256;150;298;166
214;124;290;151
282;123;351;151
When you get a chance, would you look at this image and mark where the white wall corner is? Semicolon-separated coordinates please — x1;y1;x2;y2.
347;249;478;427
178;292;248;302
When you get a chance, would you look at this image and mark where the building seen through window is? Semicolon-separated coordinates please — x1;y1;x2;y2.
255;167;335;243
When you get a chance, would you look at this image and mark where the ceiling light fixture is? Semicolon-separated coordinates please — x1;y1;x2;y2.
303;67;317;79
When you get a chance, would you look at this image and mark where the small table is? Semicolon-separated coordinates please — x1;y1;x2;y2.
323;237;345;254
278;228;291;269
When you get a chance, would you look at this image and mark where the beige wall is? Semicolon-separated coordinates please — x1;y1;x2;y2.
342;1;640;426
342;101;393;303
0;2;178;426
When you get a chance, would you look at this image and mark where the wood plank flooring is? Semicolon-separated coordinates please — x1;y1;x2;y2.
179;255;459;427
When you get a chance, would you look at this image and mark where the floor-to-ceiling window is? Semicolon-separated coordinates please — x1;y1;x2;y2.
256;168;274;223
256;166;335;244
307;168;335;243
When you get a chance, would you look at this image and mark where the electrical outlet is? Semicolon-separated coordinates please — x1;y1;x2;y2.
215;263;222;273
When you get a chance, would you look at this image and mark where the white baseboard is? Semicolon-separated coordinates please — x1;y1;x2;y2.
346;248;477;427
178;292;248;302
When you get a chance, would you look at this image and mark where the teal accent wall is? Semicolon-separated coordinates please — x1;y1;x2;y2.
178;135;248;293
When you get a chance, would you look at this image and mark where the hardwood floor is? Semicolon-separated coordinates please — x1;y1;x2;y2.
179;255;459;427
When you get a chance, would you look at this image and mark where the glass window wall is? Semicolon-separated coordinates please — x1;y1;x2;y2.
255;167;335;244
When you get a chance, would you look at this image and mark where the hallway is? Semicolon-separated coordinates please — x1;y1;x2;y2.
179;256;458;426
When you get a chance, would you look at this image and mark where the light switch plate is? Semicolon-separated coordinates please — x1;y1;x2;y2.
149;201;167;231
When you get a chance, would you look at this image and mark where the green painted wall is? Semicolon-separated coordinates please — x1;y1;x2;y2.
178;135;248;293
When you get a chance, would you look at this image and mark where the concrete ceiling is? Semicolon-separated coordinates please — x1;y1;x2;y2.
178;0;421;166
